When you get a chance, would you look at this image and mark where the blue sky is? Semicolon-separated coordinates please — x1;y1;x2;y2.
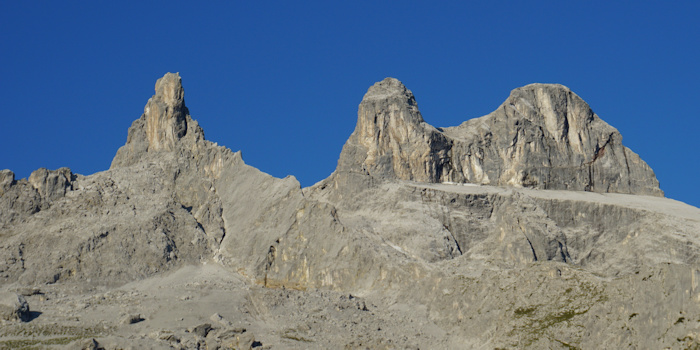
1;2;699;208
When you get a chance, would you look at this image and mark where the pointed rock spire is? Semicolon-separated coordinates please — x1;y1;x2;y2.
145;72;188;151
111;73;204;168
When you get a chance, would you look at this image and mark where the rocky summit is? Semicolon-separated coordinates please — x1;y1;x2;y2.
1;73;698;349
339;78;661;195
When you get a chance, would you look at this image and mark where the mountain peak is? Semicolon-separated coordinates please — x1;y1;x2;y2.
153;72;185;106
111;73;203;168
337;78;662;196
362;77;412;101
336;78;444;181
145;72;188;152
513;82;571;92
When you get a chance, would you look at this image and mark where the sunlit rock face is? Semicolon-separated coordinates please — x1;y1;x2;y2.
111;72;204;168
443;83;662;195
144;72;188;152
338;79;662;196
337;77;453;183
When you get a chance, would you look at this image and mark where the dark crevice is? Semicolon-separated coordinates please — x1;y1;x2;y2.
526;236;538;262
18;243;25;270
218;226;226;245
589;133;615;165
584;133;616;192
516;215;539;262
622;147;632;190
558;241;569;263
263;244;277;287
443;224;463;256
582;133;614;171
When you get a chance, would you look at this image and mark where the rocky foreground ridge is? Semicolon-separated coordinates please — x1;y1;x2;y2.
1;73;699;349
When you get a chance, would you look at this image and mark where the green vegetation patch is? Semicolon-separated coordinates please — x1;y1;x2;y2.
0;323;105;350
506;277;606;348
0;336;86;349
514;306;537;317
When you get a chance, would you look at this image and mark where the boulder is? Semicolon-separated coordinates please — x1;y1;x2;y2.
190;323;213;338
0;292;30;322
121;314;144;325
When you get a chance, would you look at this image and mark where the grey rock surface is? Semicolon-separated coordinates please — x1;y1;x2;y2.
0;170;15;195
338;78;662;196
337;78;452;183
111;72;203;168
28;167;74;202
0;292;29;322
0;73;696;349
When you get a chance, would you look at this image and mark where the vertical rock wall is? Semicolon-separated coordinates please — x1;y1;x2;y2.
337;78;663;196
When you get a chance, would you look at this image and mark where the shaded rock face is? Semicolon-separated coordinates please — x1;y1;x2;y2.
338;79;662;196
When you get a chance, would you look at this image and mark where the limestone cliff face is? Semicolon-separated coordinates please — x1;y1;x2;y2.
337;78;452;182
145;72;188;151
27;167;73;202
111;72;204;168
444;83;662;195
337;79;663;196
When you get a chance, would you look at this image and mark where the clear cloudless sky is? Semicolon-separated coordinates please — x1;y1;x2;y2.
1;1;699;208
